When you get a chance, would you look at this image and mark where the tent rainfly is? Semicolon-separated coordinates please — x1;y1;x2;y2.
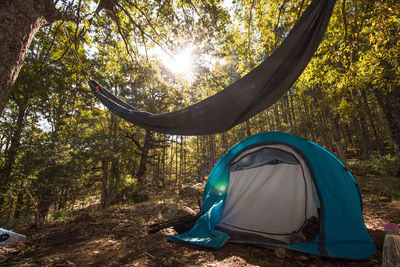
168;132;376;260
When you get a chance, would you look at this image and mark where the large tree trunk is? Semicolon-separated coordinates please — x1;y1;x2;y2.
0;0;62;114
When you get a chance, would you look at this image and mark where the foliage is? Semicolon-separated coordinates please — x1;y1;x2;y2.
348;155;400;177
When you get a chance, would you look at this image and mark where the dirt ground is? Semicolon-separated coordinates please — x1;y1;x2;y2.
1;175;399;267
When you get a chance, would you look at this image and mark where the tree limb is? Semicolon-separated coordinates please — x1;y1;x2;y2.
126;0;171;50
124;131;143;150
273;0;289;48
116;2;172;57
112;9;140;64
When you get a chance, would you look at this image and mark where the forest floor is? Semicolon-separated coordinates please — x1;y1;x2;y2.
1;175;400;267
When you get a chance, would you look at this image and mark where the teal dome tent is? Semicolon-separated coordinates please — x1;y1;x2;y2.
169;132;376;260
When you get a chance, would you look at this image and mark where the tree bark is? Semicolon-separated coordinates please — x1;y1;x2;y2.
359;115;373;159
14;188;25;219
0;0;64;114
101;157;109;209
0;102;28;207
326;108;347;162
136;130;152;189
374;85;400;176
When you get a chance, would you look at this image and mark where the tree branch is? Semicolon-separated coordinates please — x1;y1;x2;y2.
296;0;306;19
273;0;289;48
126;0;171;50
112;9;140;64
116;2;172;57
124;131;143;151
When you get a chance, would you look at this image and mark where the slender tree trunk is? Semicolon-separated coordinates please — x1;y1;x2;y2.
111;157;119;184
245;121;251;137
374;85;400;176
168;138;174;185
174;136;179;187
179;136;184;188
352;117;370;159
289;91;297;133
359;115;373;159
321;111;334;151
302;95;312;140
0;0;63;113
273;105;281;131
136;130;152;189
367;111;385;155
209;135;216;169
161;145;166;187
222;132;228;151
326;108;346;162
0;102;27;207
14;188;24;219
266;112;274;131
153;152;160;187
101;157;109;209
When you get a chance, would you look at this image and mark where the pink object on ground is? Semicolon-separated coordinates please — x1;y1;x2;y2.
383;223;399;233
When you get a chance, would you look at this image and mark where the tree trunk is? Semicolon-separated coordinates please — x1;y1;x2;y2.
136;130;152;189
359;115;373;159
301;95;313;140
179;136;184;188
374;85;400;176
208;135;216;170
352;117;369;159
273;105;281;131
289;91;297;133
222;132;228;151
245;121;251;137
0;0;62;113
0;102;27;207
161;145;166;187
326;108;347;162
14;185;25;219
101;157;109;209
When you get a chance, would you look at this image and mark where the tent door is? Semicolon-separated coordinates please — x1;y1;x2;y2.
216;145;319;244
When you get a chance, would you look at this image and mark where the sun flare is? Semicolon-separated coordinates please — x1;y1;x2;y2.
156;46;195;80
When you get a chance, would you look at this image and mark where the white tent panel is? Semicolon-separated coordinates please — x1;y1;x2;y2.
217;145;318;243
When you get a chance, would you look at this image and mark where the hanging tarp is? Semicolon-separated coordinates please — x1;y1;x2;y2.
89;0;336;135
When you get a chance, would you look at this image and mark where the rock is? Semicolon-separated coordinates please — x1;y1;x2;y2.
296;255;310;261
179;186;201;197
274;247;287;259
160;203;195;221
133;190;150;203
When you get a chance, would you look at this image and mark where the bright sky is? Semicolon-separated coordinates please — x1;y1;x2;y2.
155;46;196;81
